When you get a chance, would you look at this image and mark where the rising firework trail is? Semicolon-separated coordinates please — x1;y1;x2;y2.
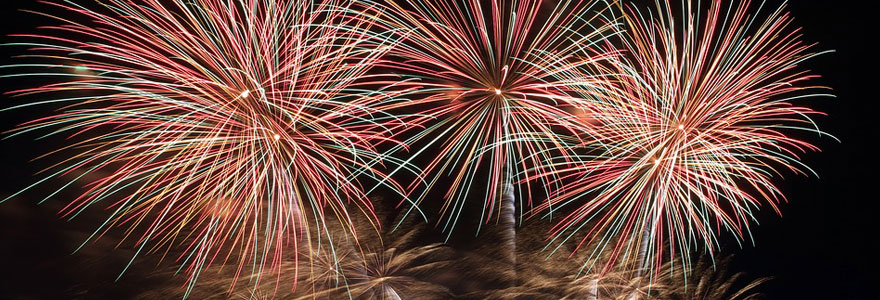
532;0;833;279
1;0;412;296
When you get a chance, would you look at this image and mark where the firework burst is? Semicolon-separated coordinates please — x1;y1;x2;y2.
533;0;833;275
364;0;620;238
2;0;411;295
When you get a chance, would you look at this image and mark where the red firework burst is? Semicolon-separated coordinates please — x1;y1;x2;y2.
3;0;411;295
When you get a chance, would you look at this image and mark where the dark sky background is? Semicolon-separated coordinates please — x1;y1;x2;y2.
0;0;876;299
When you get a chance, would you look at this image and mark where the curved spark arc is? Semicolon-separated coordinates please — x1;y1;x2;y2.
2;0;415;296
531;0;834;276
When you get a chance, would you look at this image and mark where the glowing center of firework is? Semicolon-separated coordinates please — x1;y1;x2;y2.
240;90;250;98
494;88;502;95
273;134;281;141
677;124;685;130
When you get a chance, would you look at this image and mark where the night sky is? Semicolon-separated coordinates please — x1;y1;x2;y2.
1;0;876;299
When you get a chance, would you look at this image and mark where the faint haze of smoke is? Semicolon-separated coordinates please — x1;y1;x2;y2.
459;222;767;300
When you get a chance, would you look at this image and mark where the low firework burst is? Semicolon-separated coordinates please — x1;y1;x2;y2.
158;217;455;300
533;0;832;276
327;243;454;300
2;0;411;295
294;208;455;300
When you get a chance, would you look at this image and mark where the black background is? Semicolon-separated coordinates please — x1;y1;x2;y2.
1;1;876;299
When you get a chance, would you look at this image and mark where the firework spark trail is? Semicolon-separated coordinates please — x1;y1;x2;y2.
2;0;414;296
362;0;621;238
531;0;833;277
